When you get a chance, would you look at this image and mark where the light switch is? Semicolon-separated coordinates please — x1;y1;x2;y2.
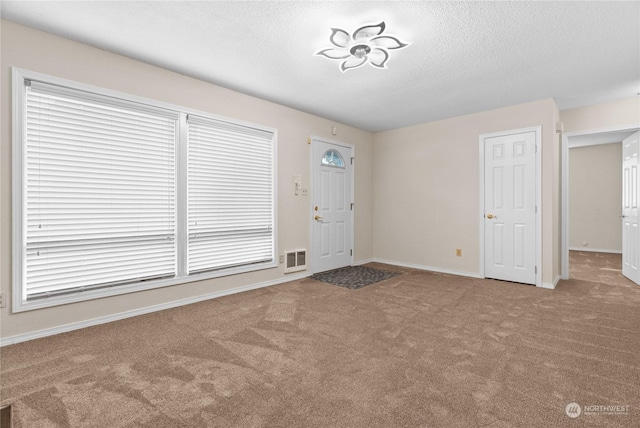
292;175;301;195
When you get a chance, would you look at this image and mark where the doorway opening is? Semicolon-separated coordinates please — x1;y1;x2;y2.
561;126;640;280
569;250;626;284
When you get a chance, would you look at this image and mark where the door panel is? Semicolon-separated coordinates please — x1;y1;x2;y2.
320;171;331;209
336;172;346;210
493;167;504;208
622;131;640;284
493;223;504;266
484;131;536;285
336;222;346;254
312;140;353;273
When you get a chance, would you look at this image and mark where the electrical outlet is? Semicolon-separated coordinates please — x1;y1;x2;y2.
456;249;462;257
0;292;5;308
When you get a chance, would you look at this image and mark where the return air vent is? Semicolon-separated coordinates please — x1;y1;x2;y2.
284;250;306;273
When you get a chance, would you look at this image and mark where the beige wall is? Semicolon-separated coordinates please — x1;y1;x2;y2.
569;143;622;252
372;98;559;284
561;97;640;133
0;21;374;340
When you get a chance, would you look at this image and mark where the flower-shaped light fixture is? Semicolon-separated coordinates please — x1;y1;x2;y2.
315;21;409;72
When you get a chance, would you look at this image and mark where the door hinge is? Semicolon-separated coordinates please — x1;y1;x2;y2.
535;266;538;274
351;157;354;165
350;249;353;256
535;205;538;213
350;203;354;211
535;145;538;153
307;137;312;145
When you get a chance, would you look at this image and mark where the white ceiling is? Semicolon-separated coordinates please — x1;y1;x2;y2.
2;1;639;132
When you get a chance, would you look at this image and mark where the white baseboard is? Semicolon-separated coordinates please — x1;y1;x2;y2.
352;258;374;266
0;272;311;347
372;258;483;279
539;275;561;290
569;247;622;254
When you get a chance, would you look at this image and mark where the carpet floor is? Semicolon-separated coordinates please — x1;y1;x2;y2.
1;258;639;427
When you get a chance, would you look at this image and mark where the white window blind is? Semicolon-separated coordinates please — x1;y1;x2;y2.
187;115;274;274
24;80;178;300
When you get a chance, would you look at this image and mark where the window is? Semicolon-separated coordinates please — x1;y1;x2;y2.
187;115;274;273
320;149;345;168
23;80;178;300
13;69;276;311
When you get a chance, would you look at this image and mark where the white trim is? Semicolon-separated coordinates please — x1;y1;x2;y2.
568;247;622;254
569;139;624;149
0;272;310;347
13;262;279;312
352;258;374;266
373;258;483;279
309;136;355;274
176;112;188;278
561;124;640;279
12;68;27;313
540;275;562;290
478;126;542;287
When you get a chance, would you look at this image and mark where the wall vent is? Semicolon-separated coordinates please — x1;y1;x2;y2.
284;250;306;273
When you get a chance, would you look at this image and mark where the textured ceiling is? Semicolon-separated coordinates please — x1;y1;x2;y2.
2;1;639;132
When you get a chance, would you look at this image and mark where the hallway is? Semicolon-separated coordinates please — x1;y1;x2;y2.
569;250;633;286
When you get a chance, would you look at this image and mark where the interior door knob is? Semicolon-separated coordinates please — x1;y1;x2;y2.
486;213;496;219
314;215;323;221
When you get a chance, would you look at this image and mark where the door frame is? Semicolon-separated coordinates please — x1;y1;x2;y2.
479;126;542;287
309;135;355;274
560;124;640;279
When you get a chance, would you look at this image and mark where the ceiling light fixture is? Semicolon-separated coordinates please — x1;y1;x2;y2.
315;21;409;72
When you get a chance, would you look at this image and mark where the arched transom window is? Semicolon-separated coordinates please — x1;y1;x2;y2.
320;149;345;168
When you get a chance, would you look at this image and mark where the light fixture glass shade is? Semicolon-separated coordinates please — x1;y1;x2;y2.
315;21;409;72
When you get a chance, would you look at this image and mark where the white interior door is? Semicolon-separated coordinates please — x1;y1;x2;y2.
622;131;640;284
312;139;353;273
484;130;537;285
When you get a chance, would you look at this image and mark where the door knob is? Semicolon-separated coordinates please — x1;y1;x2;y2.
486;214;496;219
314;215;323;221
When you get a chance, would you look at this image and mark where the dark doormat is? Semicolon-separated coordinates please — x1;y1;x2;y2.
311;266;400;290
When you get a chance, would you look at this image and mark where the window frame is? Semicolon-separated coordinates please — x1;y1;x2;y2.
12;68;278;312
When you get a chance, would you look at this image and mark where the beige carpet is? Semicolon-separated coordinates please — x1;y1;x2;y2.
1;257;639;427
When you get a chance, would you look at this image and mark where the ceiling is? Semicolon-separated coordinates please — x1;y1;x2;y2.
2;1;639;132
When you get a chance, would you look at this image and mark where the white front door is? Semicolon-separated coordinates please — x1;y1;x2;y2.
483;130;537;285
312;139;353;273
622;131;640;284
